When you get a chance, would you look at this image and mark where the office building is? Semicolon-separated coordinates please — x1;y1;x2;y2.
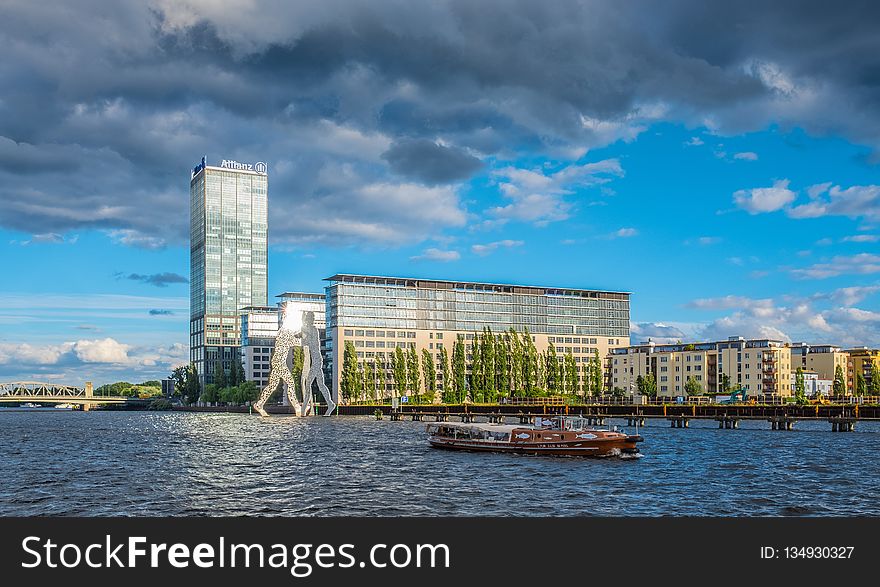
610;337;794;398
324;274;630;401
190;157;268;385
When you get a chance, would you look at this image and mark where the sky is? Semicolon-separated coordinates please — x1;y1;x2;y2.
1;0;879;386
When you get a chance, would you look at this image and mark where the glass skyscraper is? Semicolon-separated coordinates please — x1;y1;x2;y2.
190;157;268;385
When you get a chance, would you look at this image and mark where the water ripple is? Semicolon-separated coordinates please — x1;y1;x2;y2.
0;411;879;516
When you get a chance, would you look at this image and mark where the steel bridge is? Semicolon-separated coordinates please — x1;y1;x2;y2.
0;381;129;409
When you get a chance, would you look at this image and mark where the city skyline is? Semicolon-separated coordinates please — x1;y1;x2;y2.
2;1;880;385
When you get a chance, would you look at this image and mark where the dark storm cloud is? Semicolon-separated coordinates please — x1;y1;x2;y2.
126;273;188;287
1;0;880;245
382;139;483;184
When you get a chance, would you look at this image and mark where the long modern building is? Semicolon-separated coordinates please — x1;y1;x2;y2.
190;157;268;386
324;274;631;401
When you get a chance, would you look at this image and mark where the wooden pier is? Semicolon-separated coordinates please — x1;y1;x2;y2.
347;402;877;432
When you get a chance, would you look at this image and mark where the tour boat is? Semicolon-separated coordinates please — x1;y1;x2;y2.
426;415;643;457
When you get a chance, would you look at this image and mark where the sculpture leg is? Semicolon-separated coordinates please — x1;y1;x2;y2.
300;347;313;417
254;372;280;417
281;368;302;416
314;370;336;416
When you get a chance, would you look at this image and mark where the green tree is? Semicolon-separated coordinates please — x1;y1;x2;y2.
508;328;522;397
721;373;731;393
497;331;510;399
794;367;806;402
482;328;496;401
341;340;359;403
421;348;438;403
407;345;420;401
439;346;452;403
470;332;482;401
522;328;538;396
546;342;560;393
870;363;880;395
291;346;304;404
170;366;188;398
856;371;867;396
564;351;578;396
393;346;407;399
201;383;219;404
643;373;657;397
364;360;376;402
833;364;846;396
212;362;227;389
228;357;242;387
591;349;603;396
685;376;702;396
636;375;645;395
453;335;466;403
184;364;201;404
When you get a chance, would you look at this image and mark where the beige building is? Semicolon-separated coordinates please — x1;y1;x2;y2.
789;343;849;394
610;337;794;399
846;348;880;392
324;274;630;401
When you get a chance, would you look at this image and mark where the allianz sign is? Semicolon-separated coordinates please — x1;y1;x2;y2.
221;159;268;174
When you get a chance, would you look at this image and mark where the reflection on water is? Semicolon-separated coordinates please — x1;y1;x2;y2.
1;411;879;516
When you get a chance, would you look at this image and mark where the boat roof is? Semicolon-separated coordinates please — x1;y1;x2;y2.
427;422;522;433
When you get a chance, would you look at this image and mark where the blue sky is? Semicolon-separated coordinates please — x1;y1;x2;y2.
1;1;879;385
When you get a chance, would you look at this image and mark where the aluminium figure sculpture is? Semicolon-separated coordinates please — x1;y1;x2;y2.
299;310;336;416
253;325;302;417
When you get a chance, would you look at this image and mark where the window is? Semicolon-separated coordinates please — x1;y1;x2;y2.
355;330;364;336
366;330;375;337
344;329;353;336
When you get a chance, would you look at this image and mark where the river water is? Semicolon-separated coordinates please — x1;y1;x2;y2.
1;410;878;516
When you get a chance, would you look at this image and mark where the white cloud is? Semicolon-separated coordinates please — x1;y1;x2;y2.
107;229;167;249
410;248;460;262
71;338;132;364
684;136;704;146
733;151;758;160
613;227;638;238
788;184;880;221
842;234;879;243
688;295;775;311
488;159;624;226
471;239;524;256
791;253;880;279
733;179;795;214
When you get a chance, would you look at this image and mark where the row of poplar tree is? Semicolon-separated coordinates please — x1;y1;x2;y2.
339;326;605;404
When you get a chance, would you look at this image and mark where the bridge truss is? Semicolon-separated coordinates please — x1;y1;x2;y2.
0;382;85;398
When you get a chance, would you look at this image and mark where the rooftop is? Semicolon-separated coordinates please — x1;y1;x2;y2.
276;292;326;300
323;273;630;297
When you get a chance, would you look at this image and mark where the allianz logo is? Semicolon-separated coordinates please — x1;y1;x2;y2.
221;159;268;174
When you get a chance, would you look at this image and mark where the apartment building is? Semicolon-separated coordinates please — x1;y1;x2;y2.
610;337;794;399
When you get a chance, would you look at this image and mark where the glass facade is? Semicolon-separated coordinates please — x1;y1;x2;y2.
190;162;268;385
326;276;630;337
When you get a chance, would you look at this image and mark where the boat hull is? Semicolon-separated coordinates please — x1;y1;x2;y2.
428;435;642;457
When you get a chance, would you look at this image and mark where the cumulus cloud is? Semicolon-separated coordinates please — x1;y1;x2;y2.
733;179;795;214
612;227;639;238
733;151;758;160
630;322;688;343
382;139;483;184
788;184;880;221
488;159;624;226
0;337;188;383
3;0;880;248
684;137;704;146
471;240;524;256
410;248;461;262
